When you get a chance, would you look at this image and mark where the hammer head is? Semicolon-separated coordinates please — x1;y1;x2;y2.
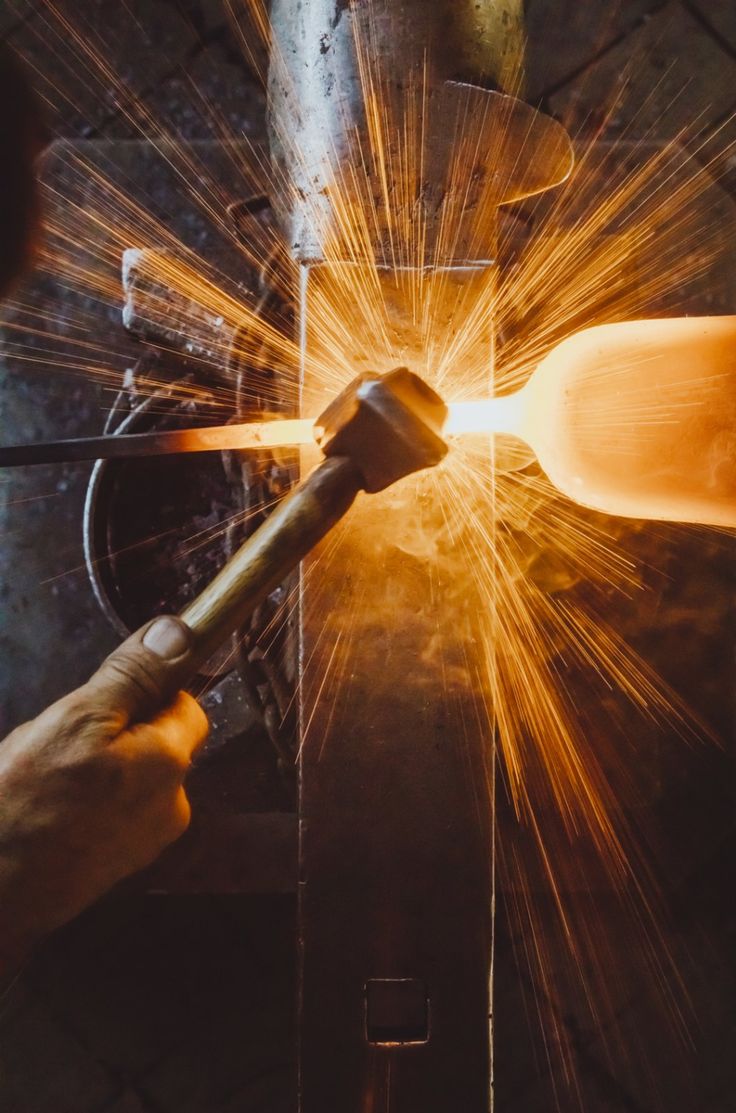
315;368;448;493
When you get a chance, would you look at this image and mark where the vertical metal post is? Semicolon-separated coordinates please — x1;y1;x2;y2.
298;262;496;1112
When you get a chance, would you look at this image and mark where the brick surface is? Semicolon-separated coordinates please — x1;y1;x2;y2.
0;980;118;1113
687;0;736;52
9;0;200;136
548;1;736;139
524;0;665;100
706;114;736;201
9;1;263;140
132;896;295;1113
154;38;266;140
0;1;36;40
24;896;296;1111
27;899;207;1079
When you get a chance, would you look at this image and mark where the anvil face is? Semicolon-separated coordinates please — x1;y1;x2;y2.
297;261;496;1112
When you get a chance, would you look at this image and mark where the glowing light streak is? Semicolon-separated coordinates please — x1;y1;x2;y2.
3;2;734;1105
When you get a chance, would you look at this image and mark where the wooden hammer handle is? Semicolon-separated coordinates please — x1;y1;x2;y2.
180;455;362;671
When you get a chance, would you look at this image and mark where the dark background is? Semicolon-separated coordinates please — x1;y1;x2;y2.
1;3;735;1111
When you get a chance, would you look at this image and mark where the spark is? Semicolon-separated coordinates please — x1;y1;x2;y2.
2;2;734;1108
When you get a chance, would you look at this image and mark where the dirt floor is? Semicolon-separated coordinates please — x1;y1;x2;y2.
1;3;735;1111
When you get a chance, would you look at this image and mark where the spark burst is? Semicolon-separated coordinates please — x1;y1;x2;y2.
1;1;734;1108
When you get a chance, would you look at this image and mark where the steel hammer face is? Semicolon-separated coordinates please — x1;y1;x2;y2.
315;367;449;493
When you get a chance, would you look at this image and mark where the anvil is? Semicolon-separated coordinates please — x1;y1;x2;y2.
266;2;572;1110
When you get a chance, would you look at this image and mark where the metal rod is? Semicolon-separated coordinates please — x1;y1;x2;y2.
0;401;503;469
0;418;317;467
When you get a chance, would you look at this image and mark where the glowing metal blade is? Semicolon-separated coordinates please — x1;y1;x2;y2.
0;398;521;469
0;418;318;468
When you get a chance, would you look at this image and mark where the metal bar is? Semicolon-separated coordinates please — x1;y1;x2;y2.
0;418;316;468
297;262;496;1113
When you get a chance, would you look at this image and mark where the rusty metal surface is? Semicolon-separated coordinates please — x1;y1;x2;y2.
267;0;571;262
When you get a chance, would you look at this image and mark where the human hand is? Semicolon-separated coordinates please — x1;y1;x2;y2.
0;616;208;969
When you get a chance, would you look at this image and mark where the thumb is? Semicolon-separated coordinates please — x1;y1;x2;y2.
85;616;196;727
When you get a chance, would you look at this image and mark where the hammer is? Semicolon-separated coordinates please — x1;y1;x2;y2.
179;367;447;673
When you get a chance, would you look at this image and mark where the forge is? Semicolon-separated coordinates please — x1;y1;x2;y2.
1;3;736;1113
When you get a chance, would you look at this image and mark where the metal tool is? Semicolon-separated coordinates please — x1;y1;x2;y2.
178;367;447;671
0;417;315;468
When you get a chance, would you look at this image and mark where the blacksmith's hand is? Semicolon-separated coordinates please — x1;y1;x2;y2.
0;617;208;972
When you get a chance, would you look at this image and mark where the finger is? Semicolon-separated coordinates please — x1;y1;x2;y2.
173;786;192;838
157;692;209;763
132;691;210;767
84;616;197;728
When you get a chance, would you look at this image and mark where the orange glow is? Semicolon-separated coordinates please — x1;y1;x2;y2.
525;315;736;527
444;393;524;438
5;2;735;1104
445;314;736;527
190;417;317;451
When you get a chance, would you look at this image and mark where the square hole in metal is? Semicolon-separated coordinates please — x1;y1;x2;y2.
365;978;429;1046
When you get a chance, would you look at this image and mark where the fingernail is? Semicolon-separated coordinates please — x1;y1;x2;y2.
143;617;190;660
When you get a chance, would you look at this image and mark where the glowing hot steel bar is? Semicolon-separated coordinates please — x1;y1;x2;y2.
3;316;735;533
4;315;736;532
